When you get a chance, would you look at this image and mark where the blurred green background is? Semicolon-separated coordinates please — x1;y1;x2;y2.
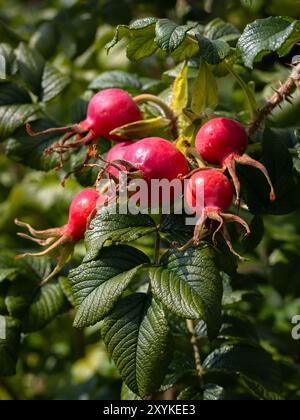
1;0;300;400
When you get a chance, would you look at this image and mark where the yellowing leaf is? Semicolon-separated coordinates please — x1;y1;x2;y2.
191;59;218;114
110;117;171;139
171;61;188;116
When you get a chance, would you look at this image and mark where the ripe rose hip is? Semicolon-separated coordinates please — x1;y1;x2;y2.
105;137;189;207
26;88;142;153
105;141;134;179
124;137;189;183
15;188;103;284
185;169;250;258
195;117;275;204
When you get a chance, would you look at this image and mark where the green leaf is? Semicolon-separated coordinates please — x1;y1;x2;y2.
85;207;156;262
0;19;23;46
238;128;300;214
16;43;69;101
191;59;218;114
0;43;18;78
0;268;18;283
155;19;196;53
0;82;31;105
160;214;194;247
218;312;260;346
127;25;158;61
0;103;40;141
6;119;61;171
106;18;157;56
89;70;141;93
22;282;68;333
160;351;195;392
105;25;130;52
239;374;282;400
149;246;223;339
69;245;149;328
5;256;52;317
41;63;70;102
238;17;300;68
177;386;203;400
121;383;141;400
205;19;240;43
196;34;230;65
203;344;282;397
0;316;21;376
0;82;40;141
58;277;76;307
203;384;226;400
171;37;199;62
101;293;173;397
30;22;58;60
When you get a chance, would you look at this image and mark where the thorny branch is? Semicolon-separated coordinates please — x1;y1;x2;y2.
247;62;300;137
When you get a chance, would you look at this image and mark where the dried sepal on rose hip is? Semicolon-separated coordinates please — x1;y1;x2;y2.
195;117;276;204
26;88;142;155
15;188;102;285
184;168;250;259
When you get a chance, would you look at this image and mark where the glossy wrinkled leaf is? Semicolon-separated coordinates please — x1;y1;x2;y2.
101;293;172;397
155;19;196;53
205;19;240;42
203;345;282;398
160;214;194;247
238;17;300;68
149;246;223;339
121;383;141;400
203;384;226;400
0;82;40;141
0;104;40;141
85;207;156;262
69;245;149;328
6;119;61;171
16;43;69;101
196;34;230;65
22;282;68;333
239;374;282;400
89;70;141;93
0;43;18;78
5;256;52;318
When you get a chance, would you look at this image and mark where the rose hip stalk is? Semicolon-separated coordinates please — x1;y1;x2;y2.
195;117;276;204
185;169;250;258
26;88;142;155
15;189;100;285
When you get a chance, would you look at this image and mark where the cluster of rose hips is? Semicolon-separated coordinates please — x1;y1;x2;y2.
16;88;275;282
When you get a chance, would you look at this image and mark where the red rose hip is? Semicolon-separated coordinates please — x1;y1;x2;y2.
185;169;250;259
195;117;275;204
15;188;103;284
